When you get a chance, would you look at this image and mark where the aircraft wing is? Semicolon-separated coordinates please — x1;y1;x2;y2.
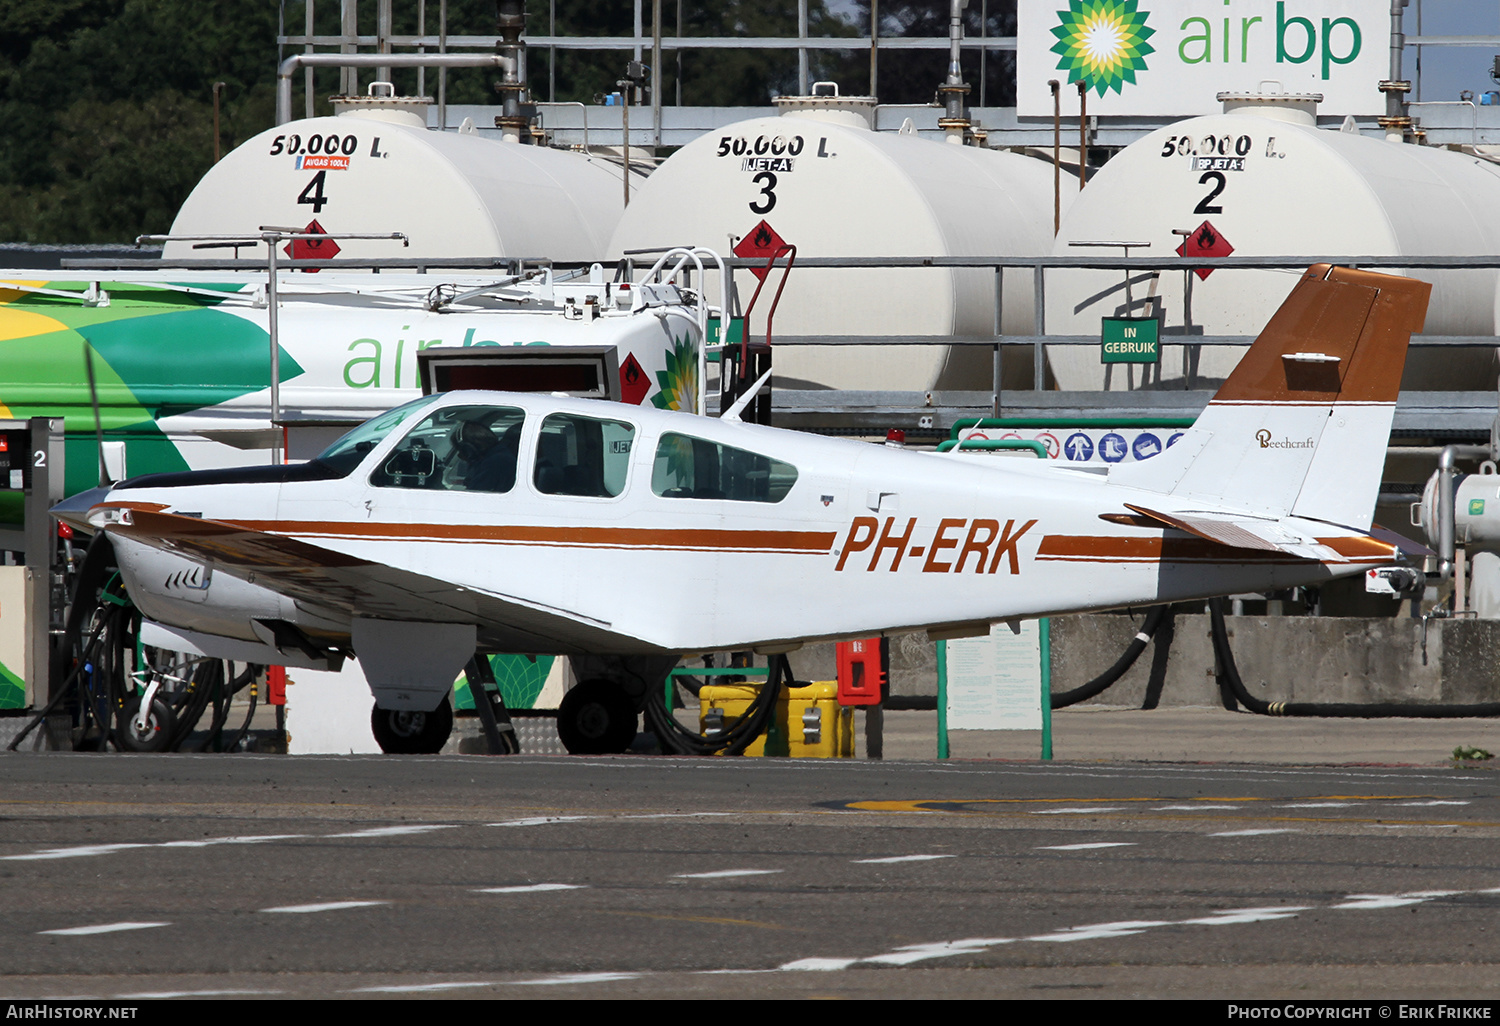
103;509;658;654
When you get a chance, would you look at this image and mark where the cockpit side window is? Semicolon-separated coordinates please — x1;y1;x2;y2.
314;395;441;478
369;405;525;493
651;433;798;503
533;412;635;497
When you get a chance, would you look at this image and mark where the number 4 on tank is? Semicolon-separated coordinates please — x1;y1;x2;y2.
298;170;329;213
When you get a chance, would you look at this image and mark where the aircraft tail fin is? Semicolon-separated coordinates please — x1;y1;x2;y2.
1108;264;1430;529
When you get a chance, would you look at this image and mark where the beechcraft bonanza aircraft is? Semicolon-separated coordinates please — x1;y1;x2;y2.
55;264;1430;753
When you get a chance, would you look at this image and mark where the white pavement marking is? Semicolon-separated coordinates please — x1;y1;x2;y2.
158;835;308;849
511;972;642;987
1029;807;1123;815
1027;920;1171;943
1331;890;1463;910
1397;800;1471;806
1208;828;1300;837
477;883;585;894
325;825;459;838
40;922;169;937
1037;842;1136;851
354;981;498;994
7;844;151;862
1275;802;1355;808
2;826;458;863
117;989;278;999
1153;805;1242;811
852;855;955;864
1178;907;1312;926
260;901;391;914
785;886;1500;976
674;869;783;879
780;958;862;972
491;816;593;828
862;939;1013;966
489;812;735;828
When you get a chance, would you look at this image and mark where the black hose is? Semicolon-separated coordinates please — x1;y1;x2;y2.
647;654;789;755
1208;597;1500;718
1051;605;1171;709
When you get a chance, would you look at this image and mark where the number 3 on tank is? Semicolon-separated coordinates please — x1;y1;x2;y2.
749;171;776;214
298;170;329;213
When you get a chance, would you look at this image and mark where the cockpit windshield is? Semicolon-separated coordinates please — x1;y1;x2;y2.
313;395;442;478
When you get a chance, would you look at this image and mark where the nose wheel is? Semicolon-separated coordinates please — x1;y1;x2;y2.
371;697;454;754
115;696;175;753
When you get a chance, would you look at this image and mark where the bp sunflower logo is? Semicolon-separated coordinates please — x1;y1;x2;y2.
1050;0;1155;96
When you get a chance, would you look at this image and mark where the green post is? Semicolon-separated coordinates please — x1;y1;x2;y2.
1039;618;1053;761
936;640;949;759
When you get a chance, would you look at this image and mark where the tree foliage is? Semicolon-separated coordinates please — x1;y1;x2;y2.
0;1;1013;243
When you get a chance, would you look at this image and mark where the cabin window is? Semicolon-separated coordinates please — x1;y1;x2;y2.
533;412;635;497
369;404;525;493
314;394;441;477
651;433;798;503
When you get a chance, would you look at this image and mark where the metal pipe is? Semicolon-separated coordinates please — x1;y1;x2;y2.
212;82;226;163
304;0;315;120
340;0;357;97
1049;79;1060;234
1438;443;1457;579
495;0;527;143
653;0;662;148
376;0;393;83
1077;80;1088;187
439;0;448;129
798;0;809;95
869;0;878;97
938;0;970;143
276;53;511;125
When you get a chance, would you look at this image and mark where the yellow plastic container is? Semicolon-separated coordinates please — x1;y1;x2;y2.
698;681;854;758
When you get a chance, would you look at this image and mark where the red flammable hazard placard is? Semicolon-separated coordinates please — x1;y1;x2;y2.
1175;219;1234;280
733;220;789;282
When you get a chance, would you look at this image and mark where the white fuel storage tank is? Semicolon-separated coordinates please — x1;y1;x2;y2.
169;98;631;264
607;94;1073;391
1045;92;1500;393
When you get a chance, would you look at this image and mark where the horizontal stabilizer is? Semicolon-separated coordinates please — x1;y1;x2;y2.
1123;503;1345;562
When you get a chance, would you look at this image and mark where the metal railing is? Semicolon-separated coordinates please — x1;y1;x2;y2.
706;253;1500;400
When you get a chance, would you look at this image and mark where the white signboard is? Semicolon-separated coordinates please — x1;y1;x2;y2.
945;621;1045;731
1017;0;1389;117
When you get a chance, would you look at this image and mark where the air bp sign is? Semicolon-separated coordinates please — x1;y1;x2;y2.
1101;317;1160;364
1018;0;1388;117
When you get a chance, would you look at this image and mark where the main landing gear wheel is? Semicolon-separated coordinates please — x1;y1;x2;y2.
557;679;637;755
116;697;175;753
371;697;454;755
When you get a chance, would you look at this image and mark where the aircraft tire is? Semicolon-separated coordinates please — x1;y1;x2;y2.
557;679;637;755
116;697;175;753
371;697;454;755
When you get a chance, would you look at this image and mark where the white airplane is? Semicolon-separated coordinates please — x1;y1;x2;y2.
56;263;1430;753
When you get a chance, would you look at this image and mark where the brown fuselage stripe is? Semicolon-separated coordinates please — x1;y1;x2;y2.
224;520;839;554
1038;534;1397;564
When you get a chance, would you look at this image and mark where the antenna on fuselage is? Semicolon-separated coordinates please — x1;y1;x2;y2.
720;367;772;423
